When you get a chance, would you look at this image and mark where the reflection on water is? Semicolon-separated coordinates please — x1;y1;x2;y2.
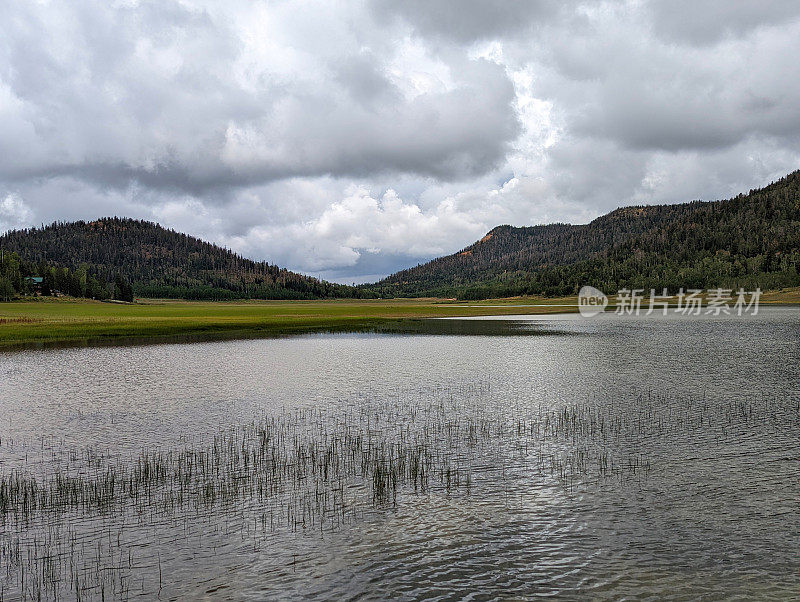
0;308;798;600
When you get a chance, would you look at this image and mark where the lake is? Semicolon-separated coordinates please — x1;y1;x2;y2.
1;308;798;600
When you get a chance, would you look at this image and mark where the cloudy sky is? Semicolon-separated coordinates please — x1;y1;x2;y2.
2;1;799;282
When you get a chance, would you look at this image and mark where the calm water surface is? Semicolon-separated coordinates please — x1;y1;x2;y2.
0;308;798;600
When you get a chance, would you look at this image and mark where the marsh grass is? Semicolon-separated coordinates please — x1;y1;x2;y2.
1;384;797;600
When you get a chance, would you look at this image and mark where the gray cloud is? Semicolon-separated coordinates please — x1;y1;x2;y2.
0;0;519;195
648;0;800;45
1;0;799;280
369;0;559;43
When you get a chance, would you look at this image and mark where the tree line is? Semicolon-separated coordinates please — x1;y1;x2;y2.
0;250;134;302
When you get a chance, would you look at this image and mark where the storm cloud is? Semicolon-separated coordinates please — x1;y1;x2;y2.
1;0;799;281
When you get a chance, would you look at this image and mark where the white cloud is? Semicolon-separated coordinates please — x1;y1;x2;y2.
0;194;33;232
227;185;489;271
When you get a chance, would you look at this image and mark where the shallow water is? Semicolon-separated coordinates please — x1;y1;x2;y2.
1;308;798;600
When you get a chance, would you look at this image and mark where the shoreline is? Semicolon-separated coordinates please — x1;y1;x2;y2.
1;290;798;351
0;298;577;350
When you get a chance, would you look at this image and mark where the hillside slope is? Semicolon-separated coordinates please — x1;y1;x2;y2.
0;218;360;300
375;171;800;298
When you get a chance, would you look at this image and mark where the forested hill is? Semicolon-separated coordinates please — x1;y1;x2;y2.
374;171;800;299
0;218;361;300
3;173;799;302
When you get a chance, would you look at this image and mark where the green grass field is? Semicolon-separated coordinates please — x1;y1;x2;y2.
2;287;797;349
0;297;577;348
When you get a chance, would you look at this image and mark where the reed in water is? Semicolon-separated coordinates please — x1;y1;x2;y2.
1;383;796;600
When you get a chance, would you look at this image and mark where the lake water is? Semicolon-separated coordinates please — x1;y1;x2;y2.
1;308;798;600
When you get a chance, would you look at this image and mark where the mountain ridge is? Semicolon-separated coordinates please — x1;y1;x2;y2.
3;172;799;301
373;171;800;298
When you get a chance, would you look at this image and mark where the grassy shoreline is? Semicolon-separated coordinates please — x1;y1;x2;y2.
1;288;798;350
0;297;577;349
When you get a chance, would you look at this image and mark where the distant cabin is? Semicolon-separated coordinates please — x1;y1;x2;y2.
26;276;44;292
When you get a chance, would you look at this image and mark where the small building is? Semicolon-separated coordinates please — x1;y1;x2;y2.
26;276;44;293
